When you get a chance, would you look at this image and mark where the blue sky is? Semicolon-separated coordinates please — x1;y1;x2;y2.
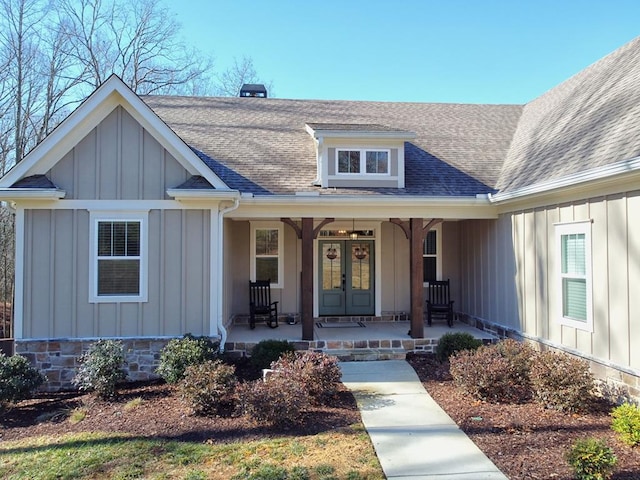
173;0;639;104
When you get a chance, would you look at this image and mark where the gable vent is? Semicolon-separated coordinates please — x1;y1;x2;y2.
240;84;267;98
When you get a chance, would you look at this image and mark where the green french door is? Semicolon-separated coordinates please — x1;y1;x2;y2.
319;240;374;316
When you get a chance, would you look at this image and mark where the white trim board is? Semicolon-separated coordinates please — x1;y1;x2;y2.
0;75;230;191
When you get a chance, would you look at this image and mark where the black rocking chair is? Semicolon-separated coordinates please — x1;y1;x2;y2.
249;280;279;329
426;279;455;327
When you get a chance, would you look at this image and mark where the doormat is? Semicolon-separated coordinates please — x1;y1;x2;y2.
315;321;366;328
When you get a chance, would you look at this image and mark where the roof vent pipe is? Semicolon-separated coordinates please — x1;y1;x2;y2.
240;84;267;98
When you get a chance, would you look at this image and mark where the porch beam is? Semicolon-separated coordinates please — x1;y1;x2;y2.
301;218;314;340
410;218;425;339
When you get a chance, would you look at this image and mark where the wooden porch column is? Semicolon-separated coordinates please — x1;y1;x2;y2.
281;217;334;341
409;218;425;339
390;217;443;339
301;218;314;340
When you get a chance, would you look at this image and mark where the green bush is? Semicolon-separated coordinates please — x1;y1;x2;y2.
611;402;640;446
435;332;483;363
530;351;594;412
449;339;534;403
0;353;45;406
156;334;219;384
249;339;296;371
237;374;308;425
271;351;341;405
180;360;237;416
566;438;617;480
72;339;127;399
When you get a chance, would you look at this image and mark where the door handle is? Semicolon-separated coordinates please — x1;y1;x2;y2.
342;273;346;291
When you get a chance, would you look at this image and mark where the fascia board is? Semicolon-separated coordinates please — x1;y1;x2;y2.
0;75;229;190
305;123;416;140
231;194;497;219
0;189;66;200
166;189;240;201
490;155;640;206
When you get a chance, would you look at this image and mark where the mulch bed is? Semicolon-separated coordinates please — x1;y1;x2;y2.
0;357;360;444
406;353;640;480
1;354;638;480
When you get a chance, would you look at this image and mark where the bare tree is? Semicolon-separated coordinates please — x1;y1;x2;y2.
215;56;273;97
0;0;272;338
60;0;212;95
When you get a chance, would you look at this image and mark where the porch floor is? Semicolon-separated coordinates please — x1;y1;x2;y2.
224;320;498;359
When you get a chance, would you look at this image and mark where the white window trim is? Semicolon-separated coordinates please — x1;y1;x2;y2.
89;211;149;303
555;221;593;332
335;148;391;176
250;221;284;289
423;225;442;285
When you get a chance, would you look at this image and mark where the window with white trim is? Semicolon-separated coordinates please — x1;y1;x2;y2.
556;221;592;331
89;212;148;303
423;228;441;284
337;149;389;174
250;223;283;288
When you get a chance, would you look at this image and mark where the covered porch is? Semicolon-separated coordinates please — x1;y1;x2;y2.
224;319;498;360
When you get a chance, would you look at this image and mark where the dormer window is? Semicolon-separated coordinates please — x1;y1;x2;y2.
305;123;415;189
337;149;390;175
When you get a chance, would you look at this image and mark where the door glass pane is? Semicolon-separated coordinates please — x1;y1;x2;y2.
351;243;369;290
322;243;342;289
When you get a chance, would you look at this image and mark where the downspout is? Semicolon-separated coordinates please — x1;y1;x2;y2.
216;197;240;352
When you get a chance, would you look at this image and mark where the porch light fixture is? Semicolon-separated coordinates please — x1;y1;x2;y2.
350;218;358;240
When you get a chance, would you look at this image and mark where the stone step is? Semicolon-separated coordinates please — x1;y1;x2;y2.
323;348;406;362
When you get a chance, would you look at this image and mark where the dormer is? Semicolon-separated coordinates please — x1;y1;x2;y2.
305;123;416;189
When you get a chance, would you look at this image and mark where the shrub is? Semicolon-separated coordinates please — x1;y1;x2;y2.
156;334;219;384
449;339;534;403
237;374;308;425
611;402;640;447
530;351;594;412
566;438;617;480
271;351;341;405
72;339;127;399
435;332;483;363
0;353;45;406
249;339;296;371
180;360;237;416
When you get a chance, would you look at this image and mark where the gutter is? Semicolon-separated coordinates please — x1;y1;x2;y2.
0;188;66;200
237;193;493;206
216;197;240;352
489;155;640;204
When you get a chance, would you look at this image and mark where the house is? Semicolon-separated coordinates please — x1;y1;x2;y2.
0;36;639;398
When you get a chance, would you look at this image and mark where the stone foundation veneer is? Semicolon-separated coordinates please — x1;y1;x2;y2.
15;338;177;392
224;337;440;358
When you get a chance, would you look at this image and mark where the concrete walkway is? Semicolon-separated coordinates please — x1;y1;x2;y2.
340;360;508;480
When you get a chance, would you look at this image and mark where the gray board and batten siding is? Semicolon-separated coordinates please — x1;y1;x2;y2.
21;106;212;340
458;191;640;375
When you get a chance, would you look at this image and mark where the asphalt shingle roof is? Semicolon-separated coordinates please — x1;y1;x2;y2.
497;36;640;192
144;36;640;198
144;96;522;196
